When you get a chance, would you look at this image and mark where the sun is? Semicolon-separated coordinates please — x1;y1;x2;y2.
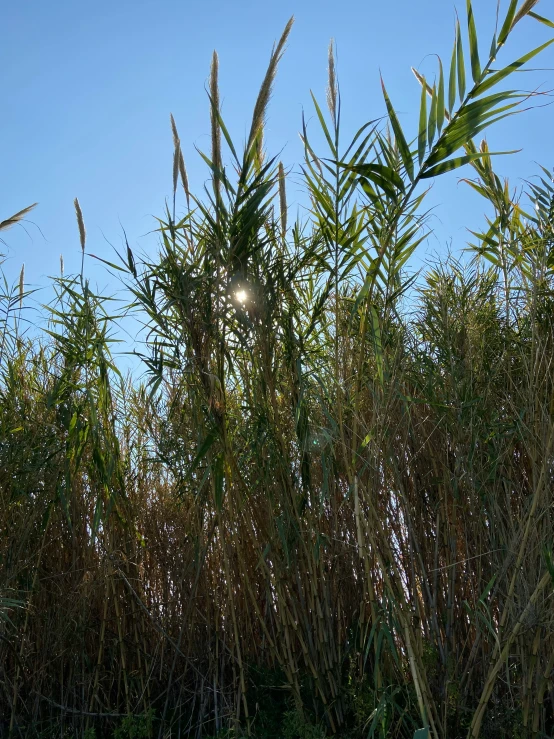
235;289;248;304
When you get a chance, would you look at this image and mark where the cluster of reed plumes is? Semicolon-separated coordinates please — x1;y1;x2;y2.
2;2;554;738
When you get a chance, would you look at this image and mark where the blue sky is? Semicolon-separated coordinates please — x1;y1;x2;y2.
1;0;553;307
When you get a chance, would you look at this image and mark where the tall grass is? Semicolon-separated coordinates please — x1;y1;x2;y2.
1;3;554;737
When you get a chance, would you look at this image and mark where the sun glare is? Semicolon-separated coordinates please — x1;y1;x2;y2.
235;289;248;304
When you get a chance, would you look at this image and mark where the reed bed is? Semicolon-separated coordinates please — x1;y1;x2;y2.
1;2;554;737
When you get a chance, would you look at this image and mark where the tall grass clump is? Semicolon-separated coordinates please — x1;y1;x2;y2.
1;2;554;737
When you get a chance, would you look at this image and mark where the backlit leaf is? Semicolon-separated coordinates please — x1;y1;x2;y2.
472;37;554;97
421;150;515;179
344;163;405;194
381;77;414;181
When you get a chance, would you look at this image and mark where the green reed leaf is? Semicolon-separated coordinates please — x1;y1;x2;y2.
498;0;518;46
449;34;457;113
381;77;414;181
418;77;428;166
421;150;516;179
467;0;481;82
529;11;554;30
457;19;466;101
437;58;445;133
428;84;438;148
472;37;554;97
345;163;405;195
490;32;497;60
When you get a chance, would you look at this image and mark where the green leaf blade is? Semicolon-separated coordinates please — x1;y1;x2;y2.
381;76;414;181
421;150;516;179
437;58;445;133
467;0;481;82
457;19;466;101
449;34;457;112
428;83;438;148
529;11;554;30
498;0;518;46
342;163;405;194
472;37;554;97
418;77;428;166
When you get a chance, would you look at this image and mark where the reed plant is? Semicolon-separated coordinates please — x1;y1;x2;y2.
1;2;554;737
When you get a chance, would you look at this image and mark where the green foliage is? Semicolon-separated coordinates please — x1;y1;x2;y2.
1;3;554;739
113;710;156;739
282;710;326;739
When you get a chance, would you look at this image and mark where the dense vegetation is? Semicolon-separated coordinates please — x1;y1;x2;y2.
2;2;554;737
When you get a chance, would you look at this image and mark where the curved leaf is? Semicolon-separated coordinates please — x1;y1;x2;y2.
345;163;405;195
472;37;554;97
421;150;516;179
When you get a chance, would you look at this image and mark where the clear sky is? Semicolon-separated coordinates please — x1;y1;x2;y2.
1;0;553;307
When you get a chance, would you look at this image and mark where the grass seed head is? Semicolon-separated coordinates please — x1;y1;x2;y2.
327;39;338;123
74;198;86;252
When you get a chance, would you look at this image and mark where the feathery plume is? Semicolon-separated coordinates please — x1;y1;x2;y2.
19;264;24;308
173;142;180;196
247;17;294;154
171;114;180;199
170;114;191;207
74;198;86;252
179;149;190;209
170;113;180;150
0;203;37;232
210;51;222;202
327;40;338;123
